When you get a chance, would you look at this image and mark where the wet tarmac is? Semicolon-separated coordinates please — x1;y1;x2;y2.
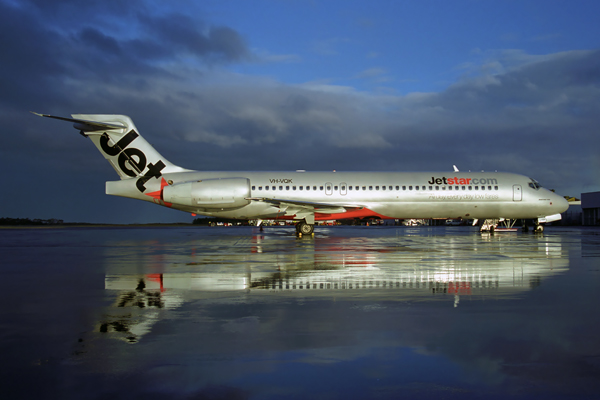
1;225;600;399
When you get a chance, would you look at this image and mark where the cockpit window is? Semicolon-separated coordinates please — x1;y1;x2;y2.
528;178;541;190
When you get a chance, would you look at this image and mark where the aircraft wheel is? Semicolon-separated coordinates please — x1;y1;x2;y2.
299;222;314;235
535;225;544;233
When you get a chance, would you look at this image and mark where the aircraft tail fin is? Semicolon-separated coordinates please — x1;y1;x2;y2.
33;113;187;187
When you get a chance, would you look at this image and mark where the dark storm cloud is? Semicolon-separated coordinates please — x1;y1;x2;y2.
0;3;67;108
0;0;248;99
0;0;251;138
434;50;600;116
138;13;249;63
77;27;122;55
0;0;255;222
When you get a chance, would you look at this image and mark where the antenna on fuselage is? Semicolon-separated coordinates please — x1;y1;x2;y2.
453;165;459;172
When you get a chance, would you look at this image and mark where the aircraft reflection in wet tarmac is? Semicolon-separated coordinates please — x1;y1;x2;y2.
101;230;568;343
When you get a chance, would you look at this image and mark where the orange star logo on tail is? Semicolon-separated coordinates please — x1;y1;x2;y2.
144;177;173;207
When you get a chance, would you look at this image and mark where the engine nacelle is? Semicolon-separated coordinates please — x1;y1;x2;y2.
162;178;251;210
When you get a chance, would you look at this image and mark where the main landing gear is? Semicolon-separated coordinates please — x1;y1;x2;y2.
295;220;314;236
480;218;544;233
480;219;499;233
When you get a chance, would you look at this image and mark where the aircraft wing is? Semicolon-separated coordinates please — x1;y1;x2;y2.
248;197;369;223
248;197;365;212
248;197;383;224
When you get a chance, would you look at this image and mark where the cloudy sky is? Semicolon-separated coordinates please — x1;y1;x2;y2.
2;0;600;223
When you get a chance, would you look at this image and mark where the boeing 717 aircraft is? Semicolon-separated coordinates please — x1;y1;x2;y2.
35;113;569;234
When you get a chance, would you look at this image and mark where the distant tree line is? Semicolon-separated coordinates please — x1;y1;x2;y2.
0;218;64;226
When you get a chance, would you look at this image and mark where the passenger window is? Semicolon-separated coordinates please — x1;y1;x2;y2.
362;186;366;190
299;186;303;190
279;186;283;190
462;186;466;190
389;186;393;190
265;186;269;190
313;186;317;190
422;186;426;190
382;186;386;190
409;186;412;190
442;186;446;190
293;186;296;190
272;186;276;190
286;186;290;190
488;186;492;190
259;186;262;190
475;186;478;190
334;186;338;190
435;186;439;190
375;186;379;190
429;186;432;190
448;186;452;191
369;186;373;190
494;186;498;190
415;186;419;191
402;186;406;190
396;186;400;190
252;186;256;190
468;186;472;190
320;186;324;190
356;186;359;190
306;186;310;191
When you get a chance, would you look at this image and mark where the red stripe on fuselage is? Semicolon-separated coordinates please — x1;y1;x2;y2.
274;208;391;221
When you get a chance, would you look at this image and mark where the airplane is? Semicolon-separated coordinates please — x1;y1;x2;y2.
34;113;569;234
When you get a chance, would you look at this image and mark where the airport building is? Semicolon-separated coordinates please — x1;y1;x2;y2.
581;191;600;225
562;201;582;225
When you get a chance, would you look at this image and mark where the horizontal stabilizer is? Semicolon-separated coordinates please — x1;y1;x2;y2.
31;112;126;131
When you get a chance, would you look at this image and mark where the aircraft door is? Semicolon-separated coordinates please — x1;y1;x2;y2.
325;182;333;196
513;185;522;201
340;182;347;196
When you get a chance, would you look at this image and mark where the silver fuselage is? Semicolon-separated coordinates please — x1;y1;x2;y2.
107;170;569;221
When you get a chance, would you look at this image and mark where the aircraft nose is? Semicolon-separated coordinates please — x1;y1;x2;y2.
553;194;570;214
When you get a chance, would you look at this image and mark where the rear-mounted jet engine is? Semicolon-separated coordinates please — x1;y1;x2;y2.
162;178;251;210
